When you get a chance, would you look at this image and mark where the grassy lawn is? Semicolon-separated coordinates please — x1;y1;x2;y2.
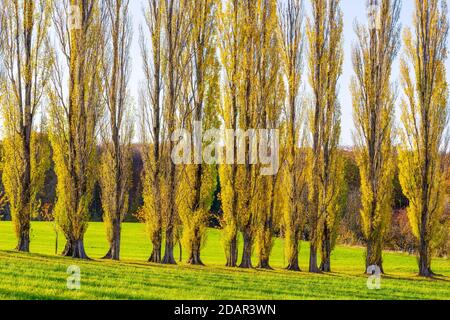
0;221;449;300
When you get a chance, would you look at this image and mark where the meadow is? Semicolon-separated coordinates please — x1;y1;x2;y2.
0;221;449;300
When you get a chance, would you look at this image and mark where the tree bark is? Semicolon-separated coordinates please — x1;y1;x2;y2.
225;164;239;268
286;236;301;271
15;0;34;254
320;225;332;272
287;254;300;271
187;235;204;266
16;221;31;252
239;229;253;269
226;235;238;267
257;227;273;270
149;227;162;263
72;239;89;259
309;243;320;273
103;218;121;260
366;237;384;273
162;227;176;264
418;141;434;277
62;239;73;256
258;258;273;270
187;228;204;265
62;238;89;260
418;228;433;277
110;219;121;260
257;246;272;270
18;155;32;251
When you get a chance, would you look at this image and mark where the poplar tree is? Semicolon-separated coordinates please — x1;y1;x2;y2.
140;0;164;263
351;0;401;272
0;0;53;252
218;0;244;267
399;0;449;277
161;0;190;264
49;0;102;259
236;0;260;269
254;0;284;270
278;0;307;271
99;0;133;261
177;0;220;266
306;0;345;273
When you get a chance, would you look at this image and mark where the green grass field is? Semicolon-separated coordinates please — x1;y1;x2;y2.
0;221;449;300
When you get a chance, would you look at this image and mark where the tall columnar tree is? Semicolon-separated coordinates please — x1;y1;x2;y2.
351;0;401;272
99;0;133;261
254;75;285;270
218;0;244;267
235;0;260;269
140;0;165;263
254;0;284;270
278;0;306;271
177;0;220;266
49;0;102;259
219;0;282;269
306;0;345;273
399;0;449;277
218;0;262;269
0;0;53;252
160;0;191;264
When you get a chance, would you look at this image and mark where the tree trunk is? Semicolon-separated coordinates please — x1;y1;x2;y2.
149;228;162;263
418;233;433;277
16;220;31;252
162;227;176;264
187;229;204;265
239;230;253;269
287;254;300;271
257;228;273;270
320;226;332;272
287;238;301;271
309;243;320;273
226;235;238;267
418;98;433;278
257;181;275;270
55;230;59;255
62;238;89;260
103;218;121;260
309;175;320;273
257;248;272;270
110;219;121;260
187;241;204;266
366;238;384;274
258;258;272;270
62;238;73;256
16;0;33;255
72;239;89;259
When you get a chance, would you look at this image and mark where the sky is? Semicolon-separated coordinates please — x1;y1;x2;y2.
127;0;450;147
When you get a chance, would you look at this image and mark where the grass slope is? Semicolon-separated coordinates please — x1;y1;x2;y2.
0;222;449;300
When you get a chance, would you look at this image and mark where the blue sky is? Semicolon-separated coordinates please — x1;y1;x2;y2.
128;0;450;146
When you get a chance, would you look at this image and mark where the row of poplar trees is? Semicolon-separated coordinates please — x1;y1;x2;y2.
0;0;448;277
0;0;134;260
